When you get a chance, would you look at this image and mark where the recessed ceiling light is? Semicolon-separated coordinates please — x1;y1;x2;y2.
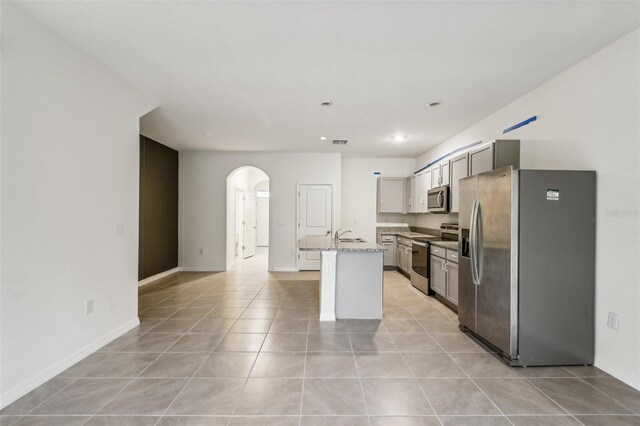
320;101;333;106
201;131;212;136
428;101;441;107
392;134;407;142
320;136;327;140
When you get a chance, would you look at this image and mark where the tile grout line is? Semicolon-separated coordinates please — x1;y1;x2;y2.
227;278;273;425
398;291;448;426
297;314;311;426
8;377;80;422
17;270;636;424
346;330;373;426
86;282;232;426
522;377;593;425
146;275;258;425
574;375;639;415
77;377;137;426
394;274;514;425
162;277;255;426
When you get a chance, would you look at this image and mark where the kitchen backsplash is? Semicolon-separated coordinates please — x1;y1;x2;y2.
415;212;459;228
376;214;416;225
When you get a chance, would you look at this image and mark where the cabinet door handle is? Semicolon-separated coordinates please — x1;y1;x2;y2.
441;261;446;271
444;262;449;272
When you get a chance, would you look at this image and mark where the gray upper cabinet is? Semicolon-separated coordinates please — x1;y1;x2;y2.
431;167;440;189
406;175;417;213
449;153;469;213
405;168;432;214
469;139;520;176
377;177;406;214
411;140;519;215
441;161;450;186
416;171;425;213
423;168;432;213
431;159;449;188
469;143;494;176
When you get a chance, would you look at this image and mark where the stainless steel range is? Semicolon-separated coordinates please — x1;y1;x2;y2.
410;223;458;294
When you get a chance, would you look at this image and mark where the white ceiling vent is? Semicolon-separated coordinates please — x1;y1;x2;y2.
332;139;348;145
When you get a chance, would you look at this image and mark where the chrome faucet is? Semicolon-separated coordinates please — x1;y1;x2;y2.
334;229;352;240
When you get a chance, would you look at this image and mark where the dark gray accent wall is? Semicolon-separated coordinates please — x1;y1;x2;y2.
139;135;179;280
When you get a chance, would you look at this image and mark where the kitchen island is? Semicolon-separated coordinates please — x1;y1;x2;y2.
299;236;385;320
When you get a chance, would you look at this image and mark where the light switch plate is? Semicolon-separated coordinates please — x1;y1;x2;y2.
85;299;94;315
607;312;619;330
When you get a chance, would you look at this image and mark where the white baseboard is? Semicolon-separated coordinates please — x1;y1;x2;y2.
319;313;336;321
269;267;298;272
137;267;180;287
0;317;140;409
594;358;640;391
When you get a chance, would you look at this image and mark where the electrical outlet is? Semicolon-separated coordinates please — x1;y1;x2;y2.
607;312;619;330
199;249;205;255
85;299;94;315
325;262;332;272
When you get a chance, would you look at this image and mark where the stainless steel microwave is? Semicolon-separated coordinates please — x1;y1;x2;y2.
427;186;449;213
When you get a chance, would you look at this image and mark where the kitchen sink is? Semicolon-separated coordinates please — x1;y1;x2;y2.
338;238;365;243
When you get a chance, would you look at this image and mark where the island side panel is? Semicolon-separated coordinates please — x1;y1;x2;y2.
319;250;337;321
335;251;384;319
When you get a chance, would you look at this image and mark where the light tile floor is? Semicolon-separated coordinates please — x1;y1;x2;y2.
2;250;639;425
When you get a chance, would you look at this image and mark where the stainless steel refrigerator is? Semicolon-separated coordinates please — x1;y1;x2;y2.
458;167;596;366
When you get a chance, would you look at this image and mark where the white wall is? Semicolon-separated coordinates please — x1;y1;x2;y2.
181;152;341;271
255;180;270;247
0;3;154;407
415;30;640;388
341;158;417;243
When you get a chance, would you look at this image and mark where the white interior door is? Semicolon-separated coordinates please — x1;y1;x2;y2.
235;188;244;258
298;184;332;270
256;197;269;246
243;192;257;258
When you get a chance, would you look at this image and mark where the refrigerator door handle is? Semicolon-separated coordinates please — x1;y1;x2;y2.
475;200;483;285
470;199;479;286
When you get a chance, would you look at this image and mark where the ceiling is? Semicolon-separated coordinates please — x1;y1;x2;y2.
17;1;640;157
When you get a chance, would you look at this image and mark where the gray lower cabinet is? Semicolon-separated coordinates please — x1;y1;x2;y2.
430;249;459;306
446;261;458;305
382;242;395;266
396;242;412;273
430;255;447;296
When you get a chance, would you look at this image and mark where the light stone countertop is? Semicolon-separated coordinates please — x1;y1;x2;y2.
298;236;385;252
430;240;460;250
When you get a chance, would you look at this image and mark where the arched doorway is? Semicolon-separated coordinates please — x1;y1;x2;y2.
226;166;269;269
